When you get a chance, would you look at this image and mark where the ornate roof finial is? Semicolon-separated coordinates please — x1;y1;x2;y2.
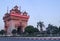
19;6;21;11
14;5;18;9
24;11;27;14
7;6;9;13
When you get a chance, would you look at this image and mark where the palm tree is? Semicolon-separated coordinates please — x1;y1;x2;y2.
37;21;44;32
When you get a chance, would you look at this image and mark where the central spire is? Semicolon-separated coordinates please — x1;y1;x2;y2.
14;5;18;10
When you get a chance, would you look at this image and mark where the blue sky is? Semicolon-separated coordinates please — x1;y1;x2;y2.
0;0;60;30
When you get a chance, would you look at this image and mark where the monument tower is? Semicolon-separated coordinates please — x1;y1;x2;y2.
3;5;29;35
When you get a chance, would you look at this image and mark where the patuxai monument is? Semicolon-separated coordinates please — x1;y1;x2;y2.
3;5;29;35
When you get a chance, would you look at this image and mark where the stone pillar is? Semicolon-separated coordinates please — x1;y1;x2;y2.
7;20;15;35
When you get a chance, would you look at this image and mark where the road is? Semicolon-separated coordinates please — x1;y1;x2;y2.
0;37;60;41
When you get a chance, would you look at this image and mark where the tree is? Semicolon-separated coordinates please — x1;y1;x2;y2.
12;29;17;36
58;26;60;35
37;21;44;32
34;28;39;32
0;30;5;35
25;25;39;34
46;24;58;36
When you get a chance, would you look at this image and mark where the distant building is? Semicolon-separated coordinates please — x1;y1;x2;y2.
3;5;29;35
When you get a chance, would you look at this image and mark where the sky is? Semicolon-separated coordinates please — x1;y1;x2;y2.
0;0;60;30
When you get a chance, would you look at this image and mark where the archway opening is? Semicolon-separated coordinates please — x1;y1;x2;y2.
17;26;22;34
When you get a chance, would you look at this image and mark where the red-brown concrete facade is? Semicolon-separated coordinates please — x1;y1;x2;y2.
3;5;29;35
